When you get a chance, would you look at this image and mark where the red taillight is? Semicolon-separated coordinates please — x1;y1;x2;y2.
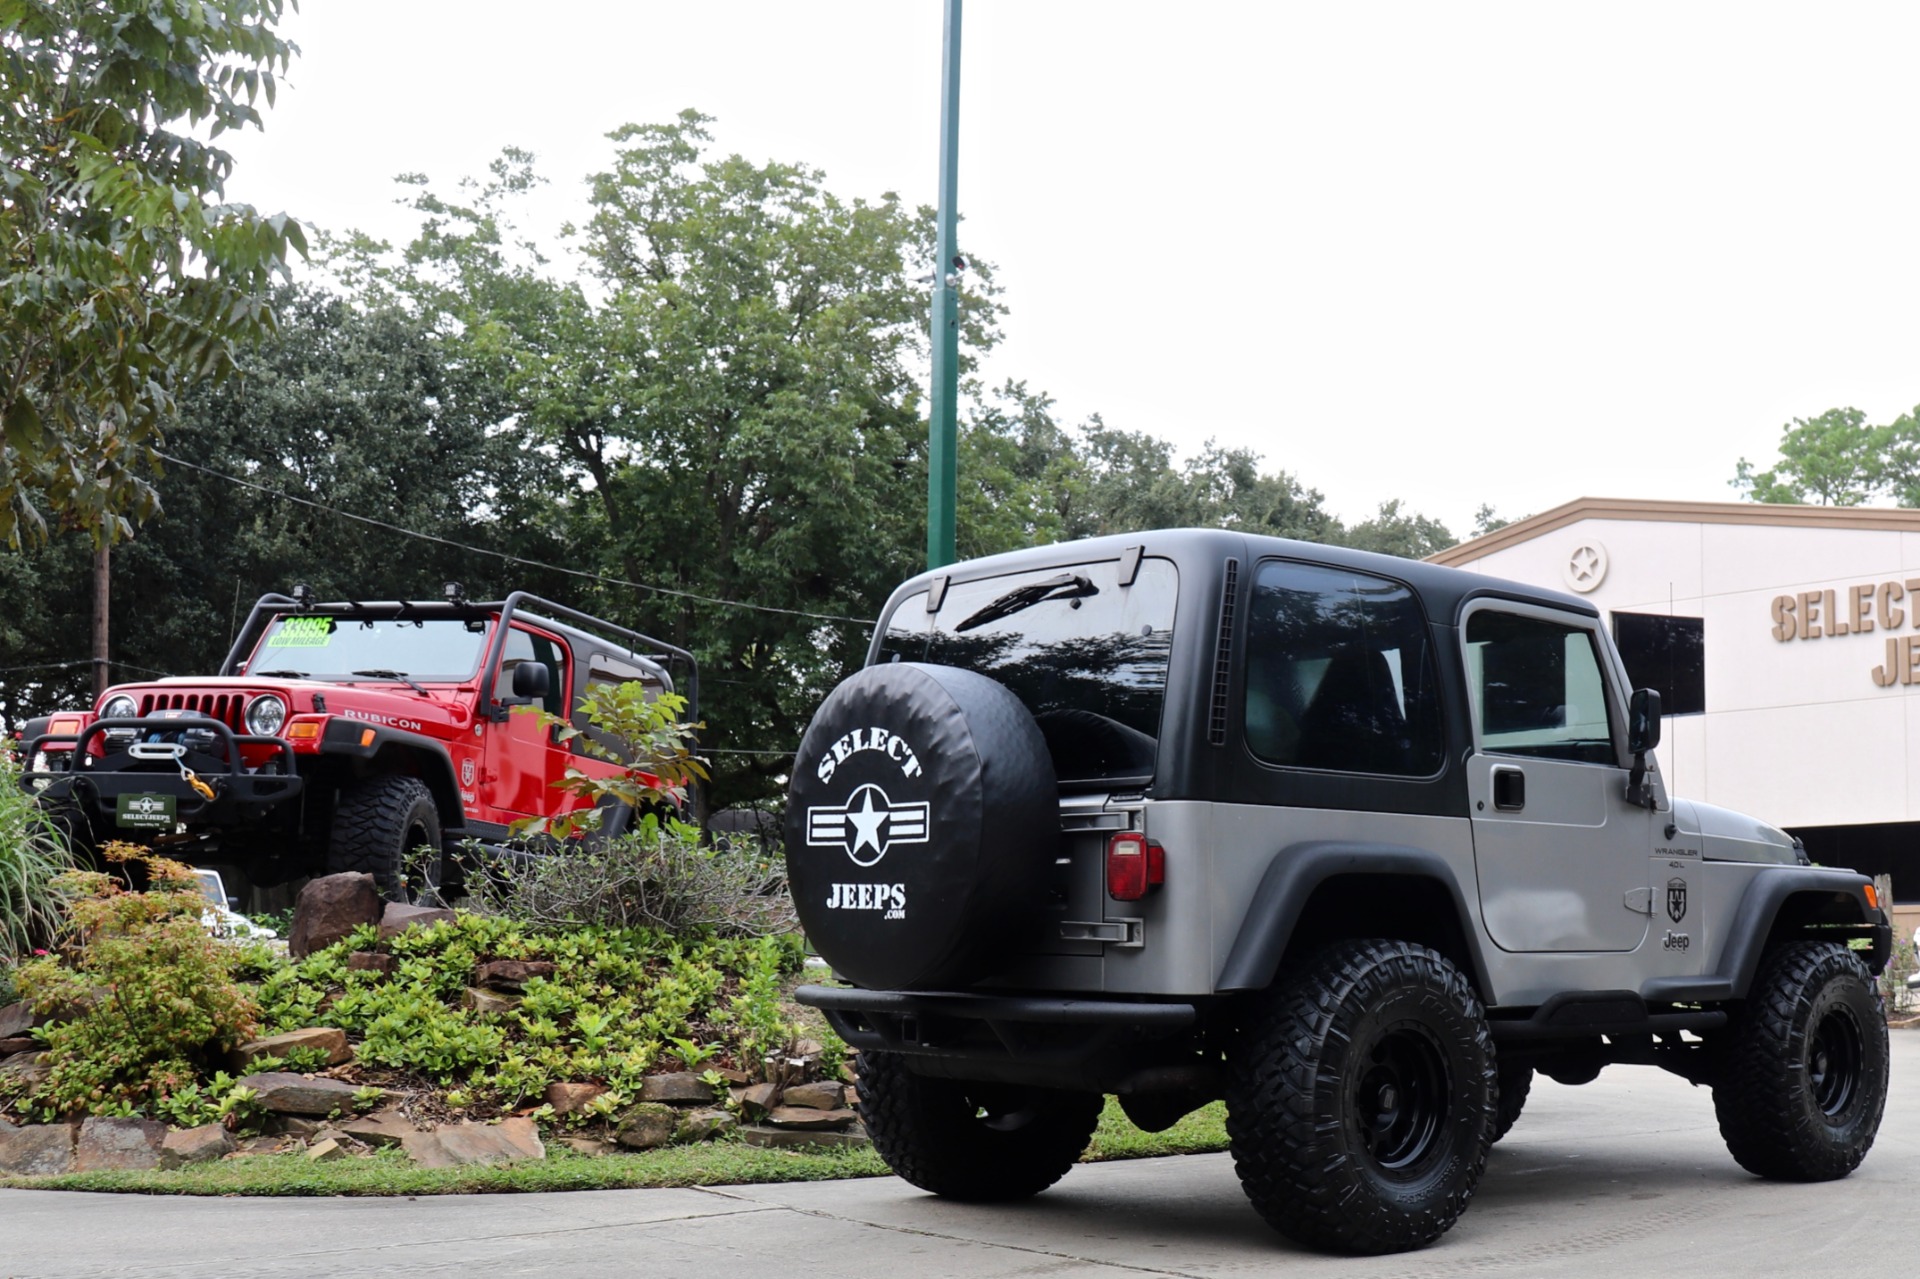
1106;833;1166;901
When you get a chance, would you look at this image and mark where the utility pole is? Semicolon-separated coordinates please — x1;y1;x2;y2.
92;542;110;700
927;0;962;571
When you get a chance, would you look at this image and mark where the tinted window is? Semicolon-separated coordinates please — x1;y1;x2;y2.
877;559;1178;785
492;626;567;718
1613;613;1704;716
1243;562;1444;777
1466;610;1614;764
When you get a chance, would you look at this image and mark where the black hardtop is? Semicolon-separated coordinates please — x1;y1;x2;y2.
871;527;1596;646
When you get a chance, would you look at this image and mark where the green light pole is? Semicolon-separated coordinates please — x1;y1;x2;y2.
927;0;962;570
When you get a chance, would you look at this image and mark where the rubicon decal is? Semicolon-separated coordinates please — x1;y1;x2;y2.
806;783;929;867
815;726;923;783
340;708;425;733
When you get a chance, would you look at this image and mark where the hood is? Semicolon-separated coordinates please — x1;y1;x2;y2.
1671;798;1801;866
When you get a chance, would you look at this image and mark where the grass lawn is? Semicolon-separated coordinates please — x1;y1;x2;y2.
0;1100;1230;1197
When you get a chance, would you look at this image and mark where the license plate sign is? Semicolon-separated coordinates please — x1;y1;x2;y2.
116;793;177;831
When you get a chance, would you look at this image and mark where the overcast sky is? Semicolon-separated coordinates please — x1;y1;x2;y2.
221;2;1920;536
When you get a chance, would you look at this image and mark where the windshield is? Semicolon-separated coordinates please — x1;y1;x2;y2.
245;615;491;681
877;558;1178;786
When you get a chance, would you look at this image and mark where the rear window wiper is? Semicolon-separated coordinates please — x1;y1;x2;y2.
350;669;431;698
956;573;1099;633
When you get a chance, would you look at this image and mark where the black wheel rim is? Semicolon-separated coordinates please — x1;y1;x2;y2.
1352;1022;1450;1174
1808;1005;1864;1119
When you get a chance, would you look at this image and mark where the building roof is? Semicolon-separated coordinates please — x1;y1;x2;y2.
1428;496;1920;567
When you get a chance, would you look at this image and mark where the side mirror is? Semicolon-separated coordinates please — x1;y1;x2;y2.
511;662;552;700
1627;687;1663;755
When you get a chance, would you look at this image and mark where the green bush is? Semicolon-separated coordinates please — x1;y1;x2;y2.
0;755;73;959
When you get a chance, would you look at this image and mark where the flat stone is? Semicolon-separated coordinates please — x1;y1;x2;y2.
738;1123;871;1150
0;1037;37;1056
765;1106;858;1131
305;1137;347;1163
544;1082;608;1116
75;1117;166;1172
780;1081;847;1110
289;873;383;958
0;1051;51;1090
732;1082;778;1115
265;1115;324;1137
714;1067;753;1085
561;1137;620;1157
232;1027;352;1070
0;1117;16;1133
159;1124;235;1169
230;1136;288;1158
402;1118;543;1169
237;1072;372;1117
338;1110;415;1148
378;903;457;941
0;1001;34;1039
612;1103;679;1150
346;951;396;975
462;987;518;1016
473;959;556;992
673;1109;736;1143
0;1124;74;1175
639;1072;713;1103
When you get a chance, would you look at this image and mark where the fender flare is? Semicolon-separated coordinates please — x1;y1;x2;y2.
315;720;464;832
1642;866;1888;1003
1215;840;1493;997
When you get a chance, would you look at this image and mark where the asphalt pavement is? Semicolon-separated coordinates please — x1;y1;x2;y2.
3;1031;1913;1279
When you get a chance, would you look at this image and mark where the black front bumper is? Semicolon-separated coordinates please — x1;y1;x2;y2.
25;716;303;832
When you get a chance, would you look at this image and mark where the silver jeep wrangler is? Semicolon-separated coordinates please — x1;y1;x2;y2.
789;530;1892;1255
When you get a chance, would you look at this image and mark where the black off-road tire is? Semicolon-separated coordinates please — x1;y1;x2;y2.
1491;1059;1533;1143
327;775;443;904
1713;941;1888;1182
1225;939;1496;1255
854;1051;1103;1202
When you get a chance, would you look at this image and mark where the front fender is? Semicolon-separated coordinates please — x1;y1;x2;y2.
1642;866;1887;1003
316;720;464;831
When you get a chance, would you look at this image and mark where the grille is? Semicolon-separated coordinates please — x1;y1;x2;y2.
1208;558;1239;746
137;691;246;731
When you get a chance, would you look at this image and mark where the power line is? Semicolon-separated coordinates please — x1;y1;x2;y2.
154;452;877;629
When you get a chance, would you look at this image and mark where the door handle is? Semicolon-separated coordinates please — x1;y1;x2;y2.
1492;767;1525;812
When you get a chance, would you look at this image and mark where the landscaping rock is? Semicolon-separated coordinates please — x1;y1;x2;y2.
0;1001;33;1039
289;873;383;958
339;1110;415;1148
0;1036;37;1056
402;1118;543;1168
346;951;396;975
766;1106;858;1130
461;987;518;1016
738;1123;870;1151
0;1116;15;1133
265;1115;324;1137
732;1082;779;1115
612;1103;679;1150
544;1082;608;1116
0;1124;74;1175
674;1109;736;1143
561;1137;620;1158
639;1072;713;1103
714;1067;754;1086
780;1081;846;1110
0;1051;51;1090
232;1027;352;1069
473;959;556;992
378;902;456;940
75;1117;166;1172
305;1137;347;1163
159;1124;234;1169
230;1136;288;1158
237;1072;372;1116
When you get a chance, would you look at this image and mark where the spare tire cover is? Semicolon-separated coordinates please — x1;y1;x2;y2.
786;662;1058;991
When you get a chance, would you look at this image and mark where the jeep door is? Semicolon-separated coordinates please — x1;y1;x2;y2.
1463;602;1652;952
482;623;573;819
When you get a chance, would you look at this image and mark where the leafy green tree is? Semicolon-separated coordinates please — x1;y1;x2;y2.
1731;407;1918;506
1341;499;1458;559
0;0;304;545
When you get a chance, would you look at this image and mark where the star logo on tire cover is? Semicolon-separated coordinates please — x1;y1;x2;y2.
806;783;929;868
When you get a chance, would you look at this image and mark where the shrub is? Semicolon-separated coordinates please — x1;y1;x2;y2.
10;845;258;1119
0;755;73;959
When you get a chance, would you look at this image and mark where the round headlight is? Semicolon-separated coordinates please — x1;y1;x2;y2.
100;694;137;721
244;695;287;737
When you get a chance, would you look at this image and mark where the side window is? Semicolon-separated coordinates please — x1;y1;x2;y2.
492;626;567;719
1613;612;1704;716
1243;561;1445;777
571;653;668;758
1465;610;1615;764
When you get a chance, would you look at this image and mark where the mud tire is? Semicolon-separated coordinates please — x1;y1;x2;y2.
326;775;442;904
1491;1059;1533;1143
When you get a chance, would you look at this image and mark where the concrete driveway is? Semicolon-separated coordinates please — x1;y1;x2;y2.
3;1031;1913;1279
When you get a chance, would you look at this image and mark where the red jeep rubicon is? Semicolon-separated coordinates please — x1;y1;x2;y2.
17;587;696;901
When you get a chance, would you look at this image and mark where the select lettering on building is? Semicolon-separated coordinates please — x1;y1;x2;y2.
1770;579;1920;686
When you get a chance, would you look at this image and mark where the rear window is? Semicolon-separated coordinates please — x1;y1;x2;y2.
876;558;1178;785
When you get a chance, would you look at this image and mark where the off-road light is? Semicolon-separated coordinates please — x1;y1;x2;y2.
244;694;287;737
99;695;137;721
1106;832;1165;902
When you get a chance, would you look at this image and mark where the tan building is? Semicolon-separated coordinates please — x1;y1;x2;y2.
1433;497;1920;932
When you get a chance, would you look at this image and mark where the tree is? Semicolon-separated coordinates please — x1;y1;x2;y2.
0;0;304;546
1341;499;1458;560
1731;407;1920;506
